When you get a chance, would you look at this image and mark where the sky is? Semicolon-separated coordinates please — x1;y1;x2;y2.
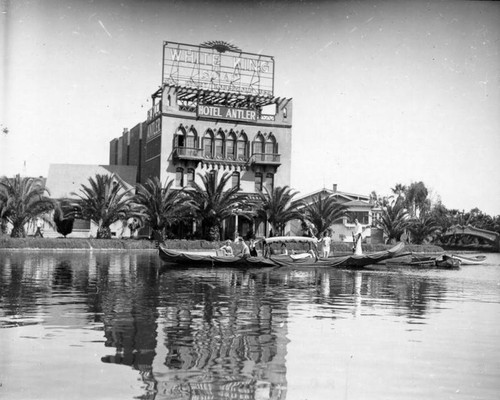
1;0;499;216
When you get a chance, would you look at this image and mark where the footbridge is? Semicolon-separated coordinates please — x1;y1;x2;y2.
441;225;500;252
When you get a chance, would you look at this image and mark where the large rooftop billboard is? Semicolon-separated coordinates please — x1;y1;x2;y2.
162;41;274;97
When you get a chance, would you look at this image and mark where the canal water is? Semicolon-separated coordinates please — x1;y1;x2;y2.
0;250;499;400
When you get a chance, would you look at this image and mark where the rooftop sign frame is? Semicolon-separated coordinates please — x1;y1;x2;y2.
162;41;275;97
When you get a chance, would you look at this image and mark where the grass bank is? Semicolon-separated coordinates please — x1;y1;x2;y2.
0;236;444;253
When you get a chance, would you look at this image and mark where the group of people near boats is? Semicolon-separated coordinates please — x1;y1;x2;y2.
219;219;366;259
219;237;258;257
219;218;367;259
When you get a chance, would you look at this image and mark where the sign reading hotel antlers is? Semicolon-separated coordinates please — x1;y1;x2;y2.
197;104;258;122
162;41;275;97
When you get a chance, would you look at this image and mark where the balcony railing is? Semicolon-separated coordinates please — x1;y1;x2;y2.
147;102;162;121
173;147;250;164
173;147;204;160
249;153;281;165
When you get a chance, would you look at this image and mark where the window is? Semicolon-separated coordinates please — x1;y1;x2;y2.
226;133;236;159
265;136;275;155
215;132;224;158
252;134;265;161
203;132;213;158
264;173;274;193
347;211;369;225
231;172;240;189
187;168;195;186
237;133;247;160
186;130;195;148
175;167;184;187
177;134;185;147
174;127;186;148
255;173;263;191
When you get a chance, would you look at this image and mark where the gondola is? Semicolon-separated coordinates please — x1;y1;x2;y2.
158;236;405;269
449;254;487;265
387;254;461;269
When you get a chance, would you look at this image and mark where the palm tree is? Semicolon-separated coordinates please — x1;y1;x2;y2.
405;181;429;218
408;214;441;244
254;185;303;236
375;200;411;244
72;173;144;239
0;174;55;237
185;171;246;241
302;194;347;238
133;177;192;241
391;183;407;200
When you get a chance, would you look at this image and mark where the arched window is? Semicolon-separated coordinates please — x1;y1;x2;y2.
264;173;274;193
226;132;236;160
203;131;213;158
236;132;248;160
252;133;266;160
187;168;195;186
176;167;184;187
265;134;276;155
254;172;263;192
174;127;186;148
215;131;224;158
186;129;196;149
231;172;240;190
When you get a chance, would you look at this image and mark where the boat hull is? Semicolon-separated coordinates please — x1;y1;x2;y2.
158;248;277;268
450;254;487;265
158;242;405;269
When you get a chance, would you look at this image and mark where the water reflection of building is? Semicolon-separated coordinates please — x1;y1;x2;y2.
149;270;288;400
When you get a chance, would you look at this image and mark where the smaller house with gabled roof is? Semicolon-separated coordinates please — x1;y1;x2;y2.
290;184;381;243
44;164;138;238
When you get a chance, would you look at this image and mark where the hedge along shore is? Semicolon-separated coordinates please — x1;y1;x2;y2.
0;236;445;254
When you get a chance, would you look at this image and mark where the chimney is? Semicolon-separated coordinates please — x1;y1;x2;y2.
332;184;337;193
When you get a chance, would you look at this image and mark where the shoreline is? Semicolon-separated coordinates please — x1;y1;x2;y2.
0;236;446;253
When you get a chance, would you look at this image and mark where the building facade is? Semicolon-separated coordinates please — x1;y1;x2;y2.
290;185;383;243
109;41;293;239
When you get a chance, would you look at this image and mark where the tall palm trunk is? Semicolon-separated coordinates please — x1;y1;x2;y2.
96;225;112;239
11;225;26;238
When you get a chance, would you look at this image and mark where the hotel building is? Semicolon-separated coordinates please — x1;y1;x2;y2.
110;41;293;238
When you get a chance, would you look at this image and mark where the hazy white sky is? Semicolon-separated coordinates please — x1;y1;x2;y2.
1;0;499;215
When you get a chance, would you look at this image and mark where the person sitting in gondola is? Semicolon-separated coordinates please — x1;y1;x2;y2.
236;237;251;258
219;240;234;256
281;243;288;255
249;238;258;257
